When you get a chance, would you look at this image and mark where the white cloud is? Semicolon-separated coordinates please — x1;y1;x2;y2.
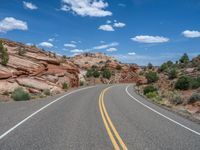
0;17;28;33
39;42;53;48
106;20;111;24
61;0;112;17
70;40;77;44
128;52;136;55
48;38;55;42
23;1;38;10
64;43;76;48
93;42;119;50
118;3;126;7
70;49;84;53
98;24;114;31
106;47;117;52
182;30;200;38
131;35;169;43
113;22;126;28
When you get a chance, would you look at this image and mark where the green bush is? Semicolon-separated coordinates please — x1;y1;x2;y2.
102;69;111;79
190;77;200;89
11;88;30;101
145;71;159;83
188;93;200;104
147;63;153;69
62;82;68;90
168;68;177;79
175;76;190;90
143;85;157;95
86;69;94;77
43;89;50;96
93;70;100;78
0;41;9;66
170;94;182;105
179;53;189;64
146;91;157;99
160;62;168;72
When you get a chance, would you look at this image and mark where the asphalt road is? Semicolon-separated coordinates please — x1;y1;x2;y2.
0;84;200;150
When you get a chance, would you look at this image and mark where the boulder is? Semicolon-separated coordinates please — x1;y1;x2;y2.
16;78;52;90
0;81;19;94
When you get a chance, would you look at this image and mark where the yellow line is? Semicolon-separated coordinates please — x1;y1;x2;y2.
99;91;120;150
101;87;128;150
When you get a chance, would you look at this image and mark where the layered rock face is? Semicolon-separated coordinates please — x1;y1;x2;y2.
0;39;142;100
0;39;79;95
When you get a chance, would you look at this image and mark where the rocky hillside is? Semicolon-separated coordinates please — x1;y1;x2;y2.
136;54;200;121
0;39;141;101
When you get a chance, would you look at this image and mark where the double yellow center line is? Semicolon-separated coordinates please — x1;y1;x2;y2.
99;87;128;150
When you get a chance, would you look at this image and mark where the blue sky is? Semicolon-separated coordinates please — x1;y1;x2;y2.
0;0;200;65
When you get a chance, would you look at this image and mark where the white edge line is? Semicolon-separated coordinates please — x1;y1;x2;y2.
0;86;95;140
125;85;200;136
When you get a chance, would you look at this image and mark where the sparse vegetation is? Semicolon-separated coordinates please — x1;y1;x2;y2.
188;93;200;104
143;85;157;95
168;68;177;79
145;71;159;83
62;82;68;90
43;89;50;96
169;93;183;105
18;48;26;56
11;88;30;101
0;41;9;66
102;69;111;79
175;76;190;90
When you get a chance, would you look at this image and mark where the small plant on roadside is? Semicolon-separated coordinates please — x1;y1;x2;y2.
79;81;84;86
43;89;50;96
187;93;200;104
169;93;183;105
11;88;30;101
62;82;68;90
86;69;94;78
143;85;157;95
93;70;100;78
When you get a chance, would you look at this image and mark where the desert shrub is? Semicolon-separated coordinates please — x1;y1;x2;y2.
179;53;189;64
0;41;9;66
62;55;66;59
102;69;111;79
93;70;100;78
145;71;159;83
197;65;200;71
160;62;168;72
86;69;94;77
190;77;200;89
146;91;157;99
43;89;50;96
79;81;84;86
143;85;157;95
18;48;26;56
188;93;200;104
2;91;9;96
169;94;183;105
175;76;190;90
116;65;122;70
11;88;30;101
168;68;177;79
147;63;153;69
62;82;68;90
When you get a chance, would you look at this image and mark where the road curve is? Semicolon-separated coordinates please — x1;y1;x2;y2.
0;84;200;150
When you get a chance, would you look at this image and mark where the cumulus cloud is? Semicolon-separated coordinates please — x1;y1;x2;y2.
70;49;84;53
113;22;126;28
23;1;38;10
128;52;136;55
98;24;114;31
61;0;112;17
48;38;55;42
106;47;117;52
182;30;200;38
0;17;28;33
39;42;53;48
64;43;76;48
93;42;119;50
131;35;169;43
